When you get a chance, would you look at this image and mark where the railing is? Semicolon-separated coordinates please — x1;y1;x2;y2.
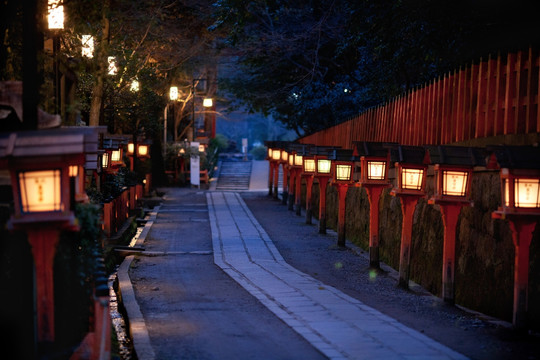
299;48;540;147
102;184;143;237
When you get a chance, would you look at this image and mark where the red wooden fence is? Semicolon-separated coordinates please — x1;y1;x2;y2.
299;48;540;148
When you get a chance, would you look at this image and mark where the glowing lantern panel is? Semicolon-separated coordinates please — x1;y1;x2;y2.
111;150;121;162
303;158;316;173
294;154;303;167
367;161;386;180
127;143;135;154
317;159;331;174
272;150;281;161
505;178;540;208
48;0;64;30
401;168;424;191
102;153;110;168
138;145;149;156
442;170;468;197
81;35;94;58
336;164;352;181
203;98;213;107
68;165;78;177
19;170;62;213
170;86;179;101
288;154;294;166
281;150;288;162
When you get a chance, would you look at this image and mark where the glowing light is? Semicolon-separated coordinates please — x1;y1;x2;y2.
303;158;316;173
317;159;331;174
506;178;540;208
203;98;213;107
335;164;352;181
442;170;468;196
69;165;78;177
130;80;140;92
111;150;121;162
169;86;178;101
81;35;94;58
138;145;149;156
401;168;424;191
367;161;386;180
48;0;64;30
19;170;62;212
108;57;117;75
272;150;281;161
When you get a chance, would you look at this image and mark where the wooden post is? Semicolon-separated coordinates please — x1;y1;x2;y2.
397;195;421;289
27;228;60;342
288;168;295;211
318;177;330;234
281;165;289;204
364;185;384;268
336;184;349;247
508;218;536;330
268;161;273;196
273;163;280;200
304;176;314;224
295;170;302;216
439;203;464;304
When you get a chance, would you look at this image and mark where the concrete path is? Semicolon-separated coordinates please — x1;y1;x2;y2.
208;191;468;360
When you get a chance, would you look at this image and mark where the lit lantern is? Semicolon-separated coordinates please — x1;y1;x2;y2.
488;145;540;215
267;147;273;159
281;149;288;163
426;145;486;305
203;98;213;107
138;144;149;157
111;149;121;162
127;143;135;155
294;153;303;167
47;0;64;30
353;142;391;185
487;145;540;331
272;149;281;161
81;35;94;58
389;145;428;196
288;152;295;167
69;165;78;178
328;149;355;184
303;158;316;173
198;144;205;152
130;79;140;92
170;86;179;101
101;152;110;169
316;158;332;175
108;57;117;75
1;130;86;342
388;145;428;289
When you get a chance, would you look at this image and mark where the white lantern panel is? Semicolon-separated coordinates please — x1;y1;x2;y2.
401;168;423;190
368;161;386;180
442;170;468;196
19;170;62;212
304;159;316;173
317;159;331;174
336;164;352;181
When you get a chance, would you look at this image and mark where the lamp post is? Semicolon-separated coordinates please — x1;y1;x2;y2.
314;149;333;234
488;145;540;331
1;130;85;344
426;145;486;304
353;141;392;268
47;0;64;115
265;141;276;196
280;145;290;203
164;86;179;155
301;145;316;224
328;149;356;247
388;145;427;288
192;79;213;142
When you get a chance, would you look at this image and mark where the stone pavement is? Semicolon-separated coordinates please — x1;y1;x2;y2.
207;191;467;360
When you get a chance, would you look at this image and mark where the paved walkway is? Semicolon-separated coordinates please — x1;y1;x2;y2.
207;191;467;360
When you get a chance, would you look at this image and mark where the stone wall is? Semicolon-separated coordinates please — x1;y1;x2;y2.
301;167;540;329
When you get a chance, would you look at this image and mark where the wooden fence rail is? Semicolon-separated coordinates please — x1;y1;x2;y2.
299;48;540;147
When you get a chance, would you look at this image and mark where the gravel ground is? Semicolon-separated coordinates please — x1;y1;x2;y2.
242;192;540;360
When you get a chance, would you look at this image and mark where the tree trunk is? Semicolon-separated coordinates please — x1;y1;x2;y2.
89;0;110;126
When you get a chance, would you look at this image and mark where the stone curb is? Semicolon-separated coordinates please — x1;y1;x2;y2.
117;206;160;360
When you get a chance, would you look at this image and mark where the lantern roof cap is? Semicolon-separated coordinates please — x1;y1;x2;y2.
0;129;85;159
308;145;341;156
424;145;486;167
486;145;540;170
387;144;426;164
352;141;395;158
328;148;355;161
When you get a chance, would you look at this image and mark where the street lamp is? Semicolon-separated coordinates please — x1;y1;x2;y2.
311;146;338;234
353;141;393;269
328;149;356;246
388;145;427;288
1;130;85;343
426;145;486;304
488;145;540;330
47;0;64;115
192;79;214;141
